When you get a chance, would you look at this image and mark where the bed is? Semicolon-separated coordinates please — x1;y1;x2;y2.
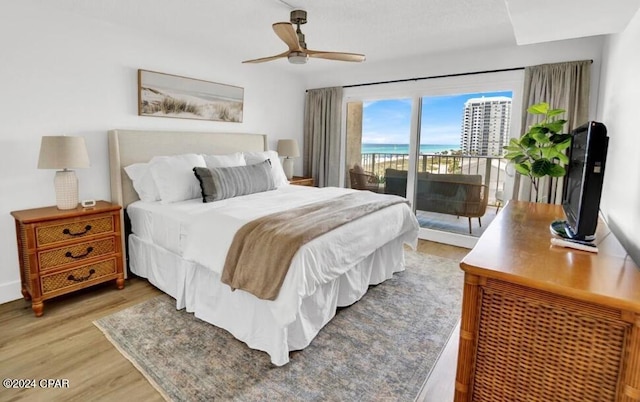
108;129;419;366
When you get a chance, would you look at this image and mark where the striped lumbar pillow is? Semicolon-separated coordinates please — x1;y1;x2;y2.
193;160;275;202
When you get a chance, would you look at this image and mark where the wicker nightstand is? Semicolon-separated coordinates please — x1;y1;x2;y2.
289;176;315;186
11;201;125;316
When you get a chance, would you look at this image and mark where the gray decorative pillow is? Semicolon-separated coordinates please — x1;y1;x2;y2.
193;160;276;202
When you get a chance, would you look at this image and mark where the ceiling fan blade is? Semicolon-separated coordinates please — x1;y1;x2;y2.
242;51;289;64
273;22;302;51
307;50;366;62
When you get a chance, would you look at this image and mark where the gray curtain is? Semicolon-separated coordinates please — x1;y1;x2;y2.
303;87;343;187
515;60;591;203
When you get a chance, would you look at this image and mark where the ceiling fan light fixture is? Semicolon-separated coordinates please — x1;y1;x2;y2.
287;51;308;64
241;10;365;65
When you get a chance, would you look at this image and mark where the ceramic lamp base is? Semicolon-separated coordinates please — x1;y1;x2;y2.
54;170;79;210
282;157;294;180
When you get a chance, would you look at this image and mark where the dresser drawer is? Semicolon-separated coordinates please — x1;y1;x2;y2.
41;259;117;295
36;215;114;246
38;237;116;271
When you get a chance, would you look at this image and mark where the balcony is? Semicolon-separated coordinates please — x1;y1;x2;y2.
354;153;508;237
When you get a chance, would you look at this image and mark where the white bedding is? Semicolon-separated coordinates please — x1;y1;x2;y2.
127;185;419;365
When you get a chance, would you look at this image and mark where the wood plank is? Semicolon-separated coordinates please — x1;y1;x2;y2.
416;321;460;402
0;278;163;402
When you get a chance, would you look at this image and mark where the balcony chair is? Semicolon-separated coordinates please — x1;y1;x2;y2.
349;165;382;193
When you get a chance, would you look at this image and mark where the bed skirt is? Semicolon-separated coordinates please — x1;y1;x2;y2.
128;234;408;366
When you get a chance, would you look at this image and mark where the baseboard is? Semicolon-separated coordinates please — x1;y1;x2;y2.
418;227;478;249
0;280;22;305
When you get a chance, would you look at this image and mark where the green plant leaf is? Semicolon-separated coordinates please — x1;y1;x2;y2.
504;144;523;152
529;126;549;136
556;138;572;150
544;120;566;133
550;133;571;144
525;145;543;159
547;108;565;117
520;135;536;148
515;163;530;175
540;147;553;159
531;159;552;177
503;151;524;160
527;102;549;115
545;148;568;164
556;152;569;164
514;155;528;164
532;132;551;144
548;164;566;177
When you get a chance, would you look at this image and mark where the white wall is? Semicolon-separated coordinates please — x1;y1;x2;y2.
304;37;605;122
597;8;640;265
0;3;306;303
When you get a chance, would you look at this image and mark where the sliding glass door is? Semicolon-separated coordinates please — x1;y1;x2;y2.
343;71;524;248
415;92;512;239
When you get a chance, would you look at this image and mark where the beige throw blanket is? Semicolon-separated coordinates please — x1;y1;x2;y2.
221;192;407;300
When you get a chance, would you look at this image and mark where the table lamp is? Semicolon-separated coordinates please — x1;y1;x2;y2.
38;136;90;210
277;139;300;180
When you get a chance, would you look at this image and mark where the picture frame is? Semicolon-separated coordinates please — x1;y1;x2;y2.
137;69;244;122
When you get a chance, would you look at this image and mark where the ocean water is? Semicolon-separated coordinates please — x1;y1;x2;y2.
362;143;460;154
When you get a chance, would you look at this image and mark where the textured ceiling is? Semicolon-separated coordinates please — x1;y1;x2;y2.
505;0;640;45
39;0;639;74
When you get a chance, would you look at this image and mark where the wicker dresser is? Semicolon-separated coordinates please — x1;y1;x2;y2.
11;201;124;316
455;201;640;402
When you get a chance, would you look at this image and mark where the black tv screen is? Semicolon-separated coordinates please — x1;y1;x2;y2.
560;121;609;240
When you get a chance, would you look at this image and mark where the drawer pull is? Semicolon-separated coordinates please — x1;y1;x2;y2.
63;225;92;236
65;247;94;259
67;269;95;282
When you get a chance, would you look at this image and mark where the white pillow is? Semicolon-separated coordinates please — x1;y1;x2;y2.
203;152;246;168
243;150;289;188
123;163;160;203
149;154;206;204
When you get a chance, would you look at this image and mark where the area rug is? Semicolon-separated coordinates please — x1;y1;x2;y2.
94;250;463;401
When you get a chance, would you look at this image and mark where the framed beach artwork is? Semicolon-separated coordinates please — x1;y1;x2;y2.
137;69;244;122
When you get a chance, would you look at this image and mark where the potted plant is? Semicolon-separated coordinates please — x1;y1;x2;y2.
503;102;571;202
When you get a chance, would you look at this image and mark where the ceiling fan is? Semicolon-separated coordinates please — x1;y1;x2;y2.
242;10;366;65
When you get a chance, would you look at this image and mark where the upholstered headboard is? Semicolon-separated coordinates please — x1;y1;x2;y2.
108;129;268;208
107;129;268;273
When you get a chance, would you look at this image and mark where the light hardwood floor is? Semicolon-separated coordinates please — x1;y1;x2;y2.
414;240;468;402
0;240;468;401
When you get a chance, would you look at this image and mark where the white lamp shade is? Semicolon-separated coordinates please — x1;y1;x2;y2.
38;136;90;169
277;139;300;158
38;136;90;210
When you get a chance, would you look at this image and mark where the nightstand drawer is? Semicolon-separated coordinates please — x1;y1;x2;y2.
38;237;116;271
41;259;117;295
36;215;114;246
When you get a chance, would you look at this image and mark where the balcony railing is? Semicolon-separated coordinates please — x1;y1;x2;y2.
359;153;507;206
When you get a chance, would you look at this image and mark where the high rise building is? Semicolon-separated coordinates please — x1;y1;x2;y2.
460;96;512;156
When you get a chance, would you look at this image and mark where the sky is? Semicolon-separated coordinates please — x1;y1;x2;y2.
362;91;512;145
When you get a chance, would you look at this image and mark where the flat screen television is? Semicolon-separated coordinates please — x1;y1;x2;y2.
552;121;609;241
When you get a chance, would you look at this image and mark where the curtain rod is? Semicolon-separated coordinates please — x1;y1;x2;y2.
305;59;593;92
340;59;593;89
342;66;525;89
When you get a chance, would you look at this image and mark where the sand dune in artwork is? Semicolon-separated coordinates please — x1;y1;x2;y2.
140;87;243;122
